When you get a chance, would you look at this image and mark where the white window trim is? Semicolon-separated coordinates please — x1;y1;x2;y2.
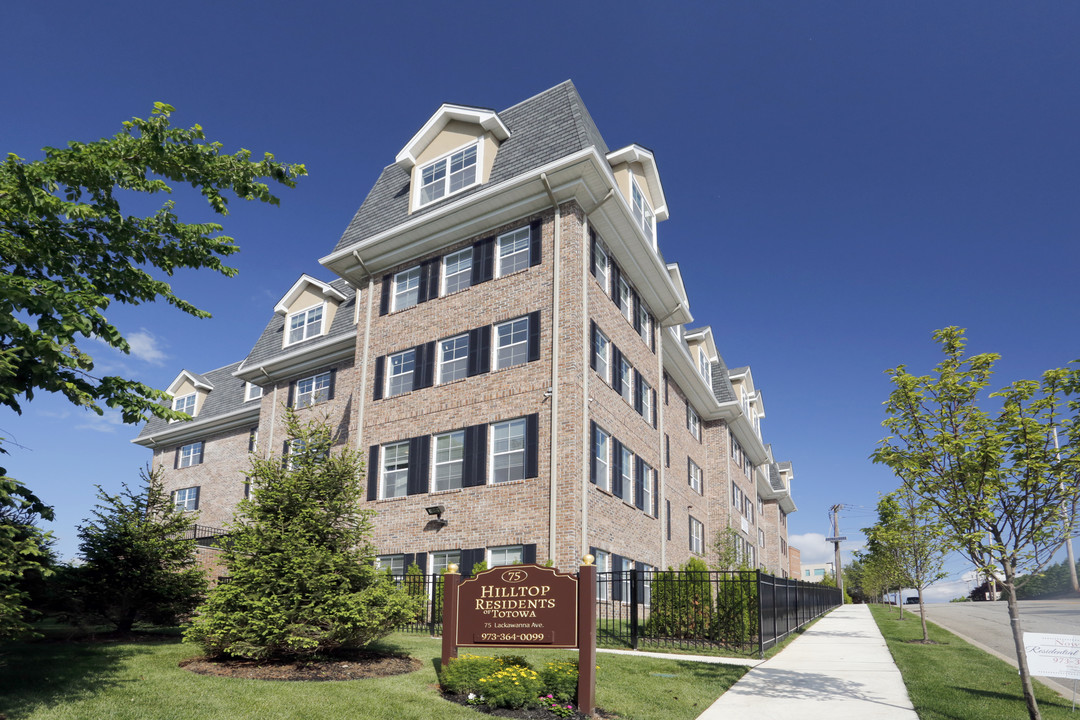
594;426;610;492
631;178;655;242
178;441;203;468
642;465;654;516
594;327;610;383
619;357;633;404
490;417;527;484
618;445;633;504
381;441;409;499
413;140;482;211
442;247;473;295
619;277;634;324
387;349;416;397
689;459;702;494
488;544;524;568
244;382;263;402
392;266;421;312
494;316;529;371
698;347;710;381
641;379;653;423
690;516;704;554
437;334;469;385
688;406;701;440
432;429;465;492
172;392;196;417
285;303;326;347
595;549;610;601
171;486;198;512
375;554;406;575
496;226;531;278
594;241;609;290
295;371;331;409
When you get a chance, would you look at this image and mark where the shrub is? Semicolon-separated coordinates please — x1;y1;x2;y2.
645;557;715;640
493;654;531;669
479;665;544;709
715;572;758;646
440;654;502;694
539;659;580;703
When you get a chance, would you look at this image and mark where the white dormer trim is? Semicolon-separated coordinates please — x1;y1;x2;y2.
666;263;689;311
166;370;213;396
274;275;347;316
605;144;669;222
395;104;511;172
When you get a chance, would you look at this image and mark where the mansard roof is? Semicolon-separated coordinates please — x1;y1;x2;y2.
331;80;609;255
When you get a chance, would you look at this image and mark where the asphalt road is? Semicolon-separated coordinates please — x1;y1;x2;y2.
920;599;1080;699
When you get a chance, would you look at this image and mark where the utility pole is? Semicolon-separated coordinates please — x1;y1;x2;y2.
827;504;847;603
1053;428;1079;593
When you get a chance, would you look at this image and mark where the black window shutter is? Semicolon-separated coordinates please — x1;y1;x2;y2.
462;423;488;487
589;229;597;277
664;374;669;405
634;457;645;510
193;486;200;511
611;346;622;396
407;435;430;496
415;552;427;574
373;356;385;400
634;370;643;414
403;553;416;572
589;421;598;484
652;472;659;516
523;544;537;564
612;554;623;601
527;310;541;362
611;440;623;498
688;517;694;551
417;341;436;389
665;434;670;468
650;315;656;353
327;369;336;401
632;292;642;333
589;322;597;371
611;264;621;305
666;500;672;540
173;448;179;470
367;445;379;501
418;258;440;303
529;219;542;267
467;325;491;376
687;457;692;488
651;389;658;428
379;274;392;315
461;548;485;578
286;381;295;408
525;413;539;479
472;237;494;285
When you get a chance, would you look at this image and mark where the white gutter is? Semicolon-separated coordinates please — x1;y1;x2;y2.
131;405;260;448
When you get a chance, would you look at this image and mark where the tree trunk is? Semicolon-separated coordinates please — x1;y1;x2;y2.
917;587;929;642
1003;561;1041;720
898;588;904;619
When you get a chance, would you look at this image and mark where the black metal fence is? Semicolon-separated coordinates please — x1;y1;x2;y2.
390;568;841;657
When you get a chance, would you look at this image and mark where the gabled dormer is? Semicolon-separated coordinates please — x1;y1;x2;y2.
275;275;349;349
684;326;719;385
606;145;669;250
395;104;511;213
729;366;765;439
167;370;214;419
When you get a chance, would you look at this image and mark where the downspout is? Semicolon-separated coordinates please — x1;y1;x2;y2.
260;367;274;458
353;250;375;452
657;328;666;570
540;173;560;564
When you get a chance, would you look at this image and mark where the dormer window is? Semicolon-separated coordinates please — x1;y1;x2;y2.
173;393;196;416
287;304;324;345
244;383;263;402
698;347;710;381
631;179;654;243
419;142;478;207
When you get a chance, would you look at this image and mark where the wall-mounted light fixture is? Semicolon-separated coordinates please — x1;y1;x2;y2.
425;505;448;526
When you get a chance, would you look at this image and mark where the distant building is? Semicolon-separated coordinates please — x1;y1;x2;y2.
800;562;835;583
134;81;800;580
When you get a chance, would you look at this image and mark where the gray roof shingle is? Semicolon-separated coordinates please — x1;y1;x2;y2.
710;353;738;405
331;80;609;254
138;361;248;438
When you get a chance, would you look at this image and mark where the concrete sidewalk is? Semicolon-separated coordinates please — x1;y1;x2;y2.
697;604;918;720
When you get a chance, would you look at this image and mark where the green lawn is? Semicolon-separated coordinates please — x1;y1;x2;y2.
869;604;1075;720
0;630;746;720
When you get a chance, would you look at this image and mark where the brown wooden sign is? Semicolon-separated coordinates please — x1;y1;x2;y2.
456;564;578;648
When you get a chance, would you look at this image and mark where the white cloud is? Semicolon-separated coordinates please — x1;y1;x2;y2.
126;330;168;366
789;532;833;564
76;409;125;434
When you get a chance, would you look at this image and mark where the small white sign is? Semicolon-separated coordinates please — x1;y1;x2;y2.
1024;632;1080;680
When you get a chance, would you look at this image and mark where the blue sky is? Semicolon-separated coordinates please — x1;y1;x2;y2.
3;2;1078;600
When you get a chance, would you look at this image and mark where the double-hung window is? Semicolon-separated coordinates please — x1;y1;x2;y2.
618;445;633;504
689;459;702;494
388;349;416;396
494;316;529;370
594;242;609;289
687;405;701;440
698;347;710;381
618;278;634;324
689;516;704;554
433;430;465;491
760;529;766;548
419;143;478;206
171;487;198;512
619;357;633;404
636;303;651;345
443;247;472;295
393;267;421;311
491;418;526;483
173;393;196;416
296;371;331;408
178;441;203;468
244;382;263;401
287;304;324;345
642;464;654;516
381;441;409;499
489;545;523;567
640;378;653;423
438;334;469;384
593;327;610;382
593;426;610;492
376;554;405;575
631;179;654;243
431;550;461;575
496;227;531;277
594;549;609;601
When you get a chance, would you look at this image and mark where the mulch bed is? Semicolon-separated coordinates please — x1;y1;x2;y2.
442;692;618;719
180;649;422;681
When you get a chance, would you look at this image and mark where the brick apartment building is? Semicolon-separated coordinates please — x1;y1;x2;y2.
135;81;799;580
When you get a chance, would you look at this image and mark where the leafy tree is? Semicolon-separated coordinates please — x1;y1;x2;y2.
872;327;1080;720
842;558;871;603
0;475;54;639
185;413;419;660
0;103;305;426
863;489;951;639
76;466;206;632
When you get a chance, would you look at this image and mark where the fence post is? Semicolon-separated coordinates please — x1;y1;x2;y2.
440;565;460;669
629;568;639;650
756;571;764;658
578;559;597;717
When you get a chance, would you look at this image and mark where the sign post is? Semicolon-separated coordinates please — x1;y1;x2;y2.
441;556;597;716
